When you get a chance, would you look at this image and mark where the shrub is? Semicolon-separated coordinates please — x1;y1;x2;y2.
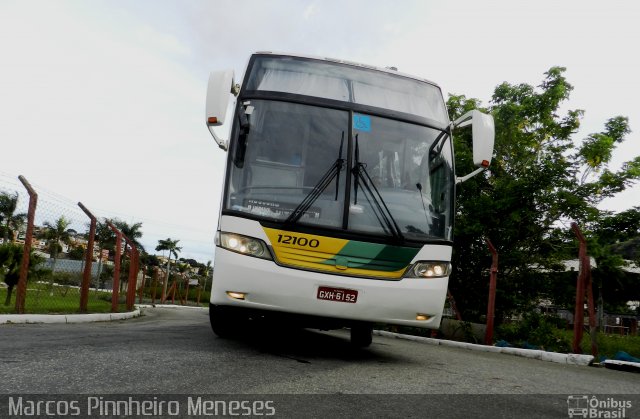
496;311;571;352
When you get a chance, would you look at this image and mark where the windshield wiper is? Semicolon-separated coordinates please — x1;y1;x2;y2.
285;133;345;225
352;135;404;241
233;104;251;168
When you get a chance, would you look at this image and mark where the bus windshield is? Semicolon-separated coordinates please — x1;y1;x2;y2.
225;99;454;241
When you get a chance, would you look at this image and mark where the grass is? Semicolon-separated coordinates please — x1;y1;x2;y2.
558;329;640;361
0;284;127;314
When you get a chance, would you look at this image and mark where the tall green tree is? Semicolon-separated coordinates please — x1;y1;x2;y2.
0;191;26;243
448;67;639;321
155;238;181;301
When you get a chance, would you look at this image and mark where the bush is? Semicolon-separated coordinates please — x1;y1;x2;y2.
51;272;82;287
496;312;571;352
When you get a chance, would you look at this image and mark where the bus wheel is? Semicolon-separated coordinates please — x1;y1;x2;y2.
350;324;373;348
209;305;237;338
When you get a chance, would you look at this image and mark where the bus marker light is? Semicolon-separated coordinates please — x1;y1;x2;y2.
416;314;431;321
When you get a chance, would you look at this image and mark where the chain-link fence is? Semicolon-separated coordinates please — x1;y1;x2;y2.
1;173;213;315
1;174;128;314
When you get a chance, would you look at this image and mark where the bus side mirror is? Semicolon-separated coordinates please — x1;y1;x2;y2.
206;70;237;151
453;110;495;184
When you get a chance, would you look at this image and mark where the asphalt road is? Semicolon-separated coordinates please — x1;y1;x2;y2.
0;307;638;418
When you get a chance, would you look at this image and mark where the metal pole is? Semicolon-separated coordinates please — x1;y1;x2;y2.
571;223;587;354
107;221;122;313
78;203;96;313
485;239;498;346
151;267;158;304
138;265;146;304
15;176;38;314
447;289;462;321
125;244;139;311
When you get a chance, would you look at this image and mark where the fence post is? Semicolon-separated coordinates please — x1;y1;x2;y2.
447;289;462;321
151;267;158;304
138;265;146;304
124;244;139;311
127;243;140;311
485;239;498;345
571;223;598;357
78;203;96;313
106;221;122;313
15;176;38;314
184;277;190;305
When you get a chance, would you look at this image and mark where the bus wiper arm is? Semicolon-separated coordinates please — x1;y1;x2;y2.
285;134;345;225
352;136;404;241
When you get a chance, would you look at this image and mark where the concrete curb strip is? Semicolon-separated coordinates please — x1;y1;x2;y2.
0;305;208;325
136;304;208;310
374;330;594;366
0;309;141;325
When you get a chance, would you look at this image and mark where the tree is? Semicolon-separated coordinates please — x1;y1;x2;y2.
0;243;44;306
43;216;72;261
93;219;116;287
200;260;213;295
155;238;181;301
42;216;72;294
113;220;145;252
448;67;639;321
111;219;144;291
0;191;27;243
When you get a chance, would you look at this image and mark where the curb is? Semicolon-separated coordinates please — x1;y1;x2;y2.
603;360;640;373
0;305;207;325
373;330;594;366
0;309;141;325
136;304;208;310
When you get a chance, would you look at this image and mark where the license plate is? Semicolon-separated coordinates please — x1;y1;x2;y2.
317;286;358;303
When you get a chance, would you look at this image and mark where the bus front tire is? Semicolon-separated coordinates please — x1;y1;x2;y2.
350;324;373;348
209;305;238;338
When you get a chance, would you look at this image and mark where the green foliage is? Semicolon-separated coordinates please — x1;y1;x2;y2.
449;67;640;321
0;191;27;242
67;246;85;260
0;243;46;305
496;312;571;352
51;272;82;287
42;216;72;260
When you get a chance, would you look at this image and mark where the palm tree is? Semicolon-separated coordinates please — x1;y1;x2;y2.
155;238;181;301
113;220;144;291
114;220;145;252
93;219;116;288
43;216;71;294
43;216;72;261
0;191;27;243
200;260;213;294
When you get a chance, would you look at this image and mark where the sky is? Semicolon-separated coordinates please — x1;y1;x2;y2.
1;0;639;263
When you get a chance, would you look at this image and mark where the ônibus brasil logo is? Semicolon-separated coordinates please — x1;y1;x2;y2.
567;395;632;418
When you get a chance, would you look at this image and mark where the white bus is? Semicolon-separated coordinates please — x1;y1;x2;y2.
205;52;494;347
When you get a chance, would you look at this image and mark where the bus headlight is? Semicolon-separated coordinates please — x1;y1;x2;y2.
216;232;272;260
406;262;451;278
